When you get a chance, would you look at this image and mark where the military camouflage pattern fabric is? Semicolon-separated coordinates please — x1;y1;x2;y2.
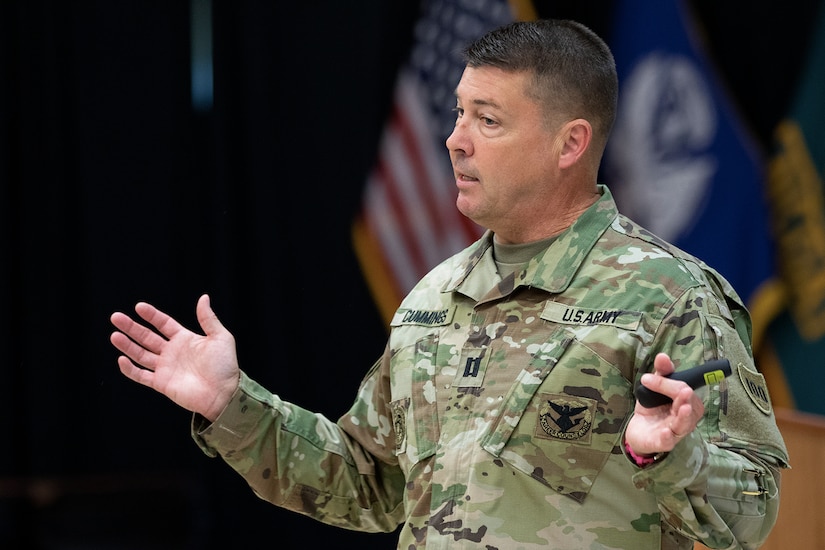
194;186;789;549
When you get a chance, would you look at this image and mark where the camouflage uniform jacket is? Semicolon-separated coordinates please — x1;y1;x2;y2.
194;185;789;549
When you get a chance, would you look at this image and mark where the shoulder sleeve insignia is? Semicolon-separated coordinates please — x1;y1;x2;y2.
737;362;773;415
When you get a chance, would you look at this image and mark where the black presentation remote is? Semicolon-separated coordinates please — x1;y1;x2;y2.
634;359;732;408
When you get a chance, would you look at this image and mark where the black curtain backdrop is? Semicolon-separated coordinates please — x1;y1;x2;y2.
0;1;820;548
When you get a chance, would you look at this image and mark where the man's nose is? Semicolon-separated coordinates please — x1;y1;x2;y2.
446;122;471;155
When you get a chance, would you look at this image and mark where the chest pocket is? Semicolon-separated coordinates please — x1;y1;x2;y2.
480;336;633;503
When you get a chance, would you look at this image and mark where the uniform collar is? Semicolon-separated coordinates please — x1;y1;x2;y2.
445;185;619;299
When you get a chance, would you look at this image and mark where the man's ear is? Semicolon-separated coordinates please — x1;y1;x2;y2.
558;119;592;169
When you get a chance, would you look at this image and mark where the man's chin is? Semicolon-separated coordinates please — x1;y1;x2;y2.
455;198;481;223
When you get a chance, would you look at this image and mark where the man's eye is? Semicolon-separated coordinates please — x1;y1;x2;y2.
482;117;497;126
453;107;464;118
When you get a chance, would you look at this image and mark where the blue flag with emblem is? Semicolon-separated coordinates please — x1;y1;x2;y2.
603;0;777;353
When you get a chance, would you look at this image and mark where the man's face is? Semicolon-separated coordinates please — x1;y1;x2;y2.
446;66;562;242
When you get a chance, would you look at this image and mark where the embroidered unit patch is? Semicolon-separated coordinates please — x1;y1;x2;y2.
391;398;409;452
536;393;596;444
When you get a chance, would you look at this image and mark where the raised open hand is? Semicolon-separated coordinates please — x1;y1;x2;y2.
110;294;240;421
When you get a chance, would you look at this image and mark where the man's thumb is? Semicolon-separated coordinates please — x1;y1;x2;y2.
196;293;225;335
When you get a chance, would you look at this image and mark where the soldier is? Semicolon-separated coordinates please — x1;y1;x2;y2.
110;19;789;549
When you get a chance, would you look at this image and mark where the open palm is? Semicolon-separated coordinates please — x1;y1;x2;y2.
110;294;240;421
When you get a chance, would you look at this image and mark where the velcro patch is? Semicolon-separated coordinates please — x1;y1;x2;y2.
737;362;773;415
391;306;456;327
390;398;409;453
536;394;595;444
541;302;641;330
456;347;490;388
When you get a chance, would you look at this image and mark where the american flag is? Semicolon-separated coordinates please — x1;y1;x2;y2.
353;0;532;323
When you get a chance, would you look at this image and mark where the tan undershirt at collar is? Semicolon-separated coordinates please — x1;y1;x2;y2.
492;234;557;279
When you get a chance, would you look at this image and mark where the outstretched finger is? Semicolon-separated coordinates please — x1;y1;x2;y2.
134;301;189;341
110;329;160;371
110;311;168;355
117;355;157;390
